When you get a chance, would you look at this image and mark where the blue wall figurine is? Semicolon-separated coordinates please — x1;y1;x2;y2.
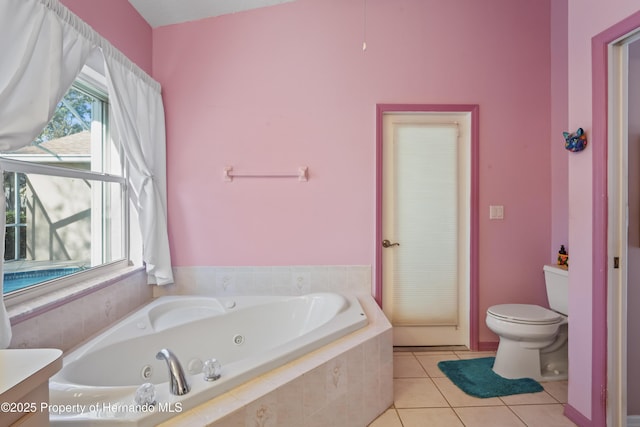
563;127;587;152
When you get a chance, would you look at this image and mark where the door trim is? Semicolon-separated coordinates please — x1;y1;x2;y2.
592;10;640;427
375;103;480;350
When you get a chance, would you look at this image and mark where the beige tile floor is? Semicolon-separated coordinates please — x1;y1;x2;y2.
369;349;577;427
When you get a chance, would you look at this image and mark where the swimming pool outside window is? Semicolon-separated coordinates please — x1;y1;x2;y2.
1;73;129;296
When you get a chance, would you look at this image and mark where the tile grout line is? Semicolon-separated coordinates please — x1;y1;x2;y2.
388;350;573;427
505;403;531;427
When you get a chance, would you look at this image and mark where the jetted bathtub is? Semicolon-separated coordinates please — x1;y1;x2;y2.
49;292;368;426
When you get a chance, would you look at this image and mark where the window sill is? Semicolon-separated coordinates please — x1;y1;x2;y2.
8;265;146;325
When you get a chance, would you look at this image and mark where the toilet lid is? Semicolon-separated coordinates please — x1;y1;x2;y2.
487;304;563;325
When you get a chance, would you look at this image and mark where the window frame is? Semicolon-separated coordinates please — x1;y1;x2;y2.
2;68;135;306
4;171;27;261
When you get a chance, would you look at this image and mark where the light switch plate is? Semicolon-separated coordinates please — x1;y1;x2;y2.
489;205;504;220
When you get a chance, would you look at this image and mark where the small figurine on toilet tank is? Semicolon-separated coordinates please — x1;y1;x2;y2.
557;245;568;268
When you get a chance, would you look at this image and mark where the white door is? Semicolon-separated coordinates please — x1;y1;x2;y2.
381;111;471;347
608;40;628;425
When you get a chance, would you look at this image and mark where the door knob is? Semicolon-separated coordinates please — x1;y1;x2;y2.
382;239;400;248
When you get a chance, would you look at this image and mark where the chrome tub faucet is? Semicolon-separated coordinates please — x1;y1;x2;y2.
156;348;190;396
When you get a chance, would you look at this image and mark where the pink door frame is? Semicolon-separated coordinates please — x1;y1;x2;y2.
374;104;480;351
579;10;640;427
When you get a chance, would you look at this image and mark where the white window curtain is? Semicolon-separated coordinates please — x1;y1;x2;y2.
0;0;173;348
104;56;173;285
0;0;95;348
0;0;94;151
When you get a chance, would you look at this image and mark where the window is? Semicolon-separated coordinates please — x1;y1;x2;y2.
1;68;130;298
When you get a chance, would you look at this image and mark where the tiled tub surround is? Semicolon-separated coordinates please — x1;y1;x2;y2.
158;295;393;427
6;264;390;425
155;265;373;298
154;266;391;426
8;267;152;352
49;293;370;426
7;265;371;352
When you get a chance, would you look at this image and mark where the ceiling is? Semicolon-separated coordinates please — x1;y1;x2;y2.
128;0;298;28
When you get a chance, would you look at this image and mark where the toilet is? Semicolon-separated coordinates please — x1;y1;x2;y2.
485;265;568;381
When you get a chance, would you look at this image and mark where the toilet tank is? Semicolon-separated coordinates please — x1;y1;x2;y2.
543;264;569;316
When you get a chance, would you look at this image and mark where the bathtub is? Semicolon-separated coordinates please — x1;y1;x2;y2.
49;292;368;426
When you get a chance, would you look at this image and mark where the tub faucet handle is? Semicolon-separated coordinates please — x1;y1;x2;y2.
134;382;156;406
203;358;222;381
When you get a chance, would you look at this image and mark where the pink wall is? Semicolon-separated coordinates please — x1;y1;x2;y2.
59;0;152;74
153;0;554;344
551;0;569;259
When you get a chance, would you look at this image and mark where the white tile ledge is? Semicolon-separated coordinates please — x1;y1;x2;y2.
7;265;146;325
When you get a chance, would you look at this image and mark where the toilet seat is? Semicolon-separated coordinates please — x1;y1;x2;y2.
487;304;563;325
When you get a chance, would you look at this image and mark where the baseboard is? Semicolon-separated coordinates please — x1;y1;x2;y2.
478;341;498;351
628;415;640;427
564;404;592;426
563;412;640;426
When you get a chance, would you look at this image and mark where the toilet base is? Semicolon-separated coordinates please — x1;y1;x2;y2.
493;335;568;382
539;344;568;381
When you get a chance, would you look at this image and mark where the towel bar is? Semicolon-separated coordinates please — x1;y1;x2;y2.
223;166;308;182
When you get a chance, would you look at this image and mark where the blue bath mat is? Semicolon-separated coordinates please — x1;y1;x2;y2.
437;357;544;398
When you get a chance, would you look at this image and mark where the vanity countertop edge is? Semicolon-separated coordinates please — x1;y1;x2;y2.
0;348;63;403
